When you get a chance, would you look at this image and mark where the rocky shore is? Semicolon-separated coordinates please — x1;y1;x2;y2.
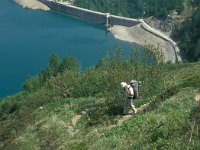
108;23;180;63
14;0;49;10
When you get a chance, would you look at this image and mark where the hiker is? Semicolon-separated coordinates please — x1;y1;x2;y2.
121;82;138;115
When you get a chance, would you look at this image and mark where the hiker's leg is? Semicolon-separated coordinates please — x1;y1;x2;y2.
123;98;129;114
130;99;137;113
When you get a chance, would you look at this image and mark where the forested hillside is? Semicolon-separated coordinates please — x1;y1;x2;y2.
173;4;200;62
74;0;184;18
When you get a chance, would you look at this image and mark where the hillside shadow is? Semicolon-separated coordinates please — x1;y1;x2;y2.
106;103;123;116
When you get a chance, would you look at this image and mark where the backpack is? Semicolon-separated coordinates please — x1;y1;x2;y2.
130;80;141;99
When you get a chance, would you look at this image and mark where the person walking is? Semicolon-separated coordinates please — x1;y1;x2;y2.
121;82;137;115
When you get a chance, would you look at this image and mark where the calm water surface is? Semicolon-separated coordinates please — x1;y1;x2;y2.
0;0;138;98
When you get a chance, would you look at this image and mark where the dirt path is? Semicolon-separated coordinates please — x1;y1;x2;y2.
66;114;82;136
195;93;200;102
68;90;200;134
71;114;82;127
107;101;151;129
68;101;152;135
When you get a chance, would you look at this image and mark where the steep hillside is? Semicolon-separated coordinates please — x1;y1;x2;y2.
1;48;200;149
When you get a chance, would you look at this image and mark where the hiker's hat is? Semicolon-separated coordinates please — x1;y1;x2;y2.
120;82;127;88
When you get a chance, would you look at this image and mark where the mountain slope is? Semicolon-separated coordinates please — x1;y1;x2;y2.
1;54;200;149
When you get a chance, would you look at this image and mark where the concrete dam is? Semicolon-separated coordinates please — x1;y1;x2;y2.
38;0;141;27
37;0;182;63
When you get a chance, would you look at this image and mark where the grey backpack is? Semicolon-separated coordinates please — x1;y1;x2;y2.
130;80;141;99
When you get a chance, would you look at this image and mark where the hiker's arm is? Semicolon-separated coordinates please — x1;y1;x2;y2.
127;87;134;97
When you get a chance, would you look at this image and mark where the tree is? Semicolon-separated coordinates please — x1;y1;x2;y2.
23;76;40;92
59;56;79;72
95;51;110;69
48;53;60;75
38;54;60;84
193;39;200;61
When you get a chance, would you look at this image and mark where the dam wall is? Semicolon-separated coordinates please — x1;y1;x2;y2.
109;14;141;27
38;0;141;26
38;0;106;24
140;21;182;62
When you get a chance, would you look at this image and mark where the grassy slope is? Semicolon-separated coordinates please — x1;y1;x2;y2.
0;62;200;149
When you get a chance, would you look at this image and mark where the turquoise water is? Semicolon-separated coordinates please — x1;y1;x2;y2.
0;0;138;98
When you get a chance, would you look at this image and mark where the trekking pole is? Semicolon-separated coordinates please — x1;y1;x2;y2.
138;81;141;98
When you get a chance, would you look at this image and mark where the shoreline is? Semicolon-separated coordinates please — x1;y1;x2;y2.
14;0;50;10
108;24;179;63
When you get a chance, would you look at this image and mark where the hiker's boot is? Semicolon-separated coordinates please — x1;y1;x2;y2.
134;109;138;114
131;108;137;114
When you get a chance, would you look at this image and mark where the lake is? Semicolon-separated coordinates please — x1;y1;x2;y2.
0;0;139;98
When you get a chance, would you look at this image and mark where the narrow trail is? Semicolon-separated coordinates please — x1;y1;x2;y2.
105;101;152;130
195;93;200;102
70;90;200;134
66;114;81;137
69;101;152;133
71;114;82;127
